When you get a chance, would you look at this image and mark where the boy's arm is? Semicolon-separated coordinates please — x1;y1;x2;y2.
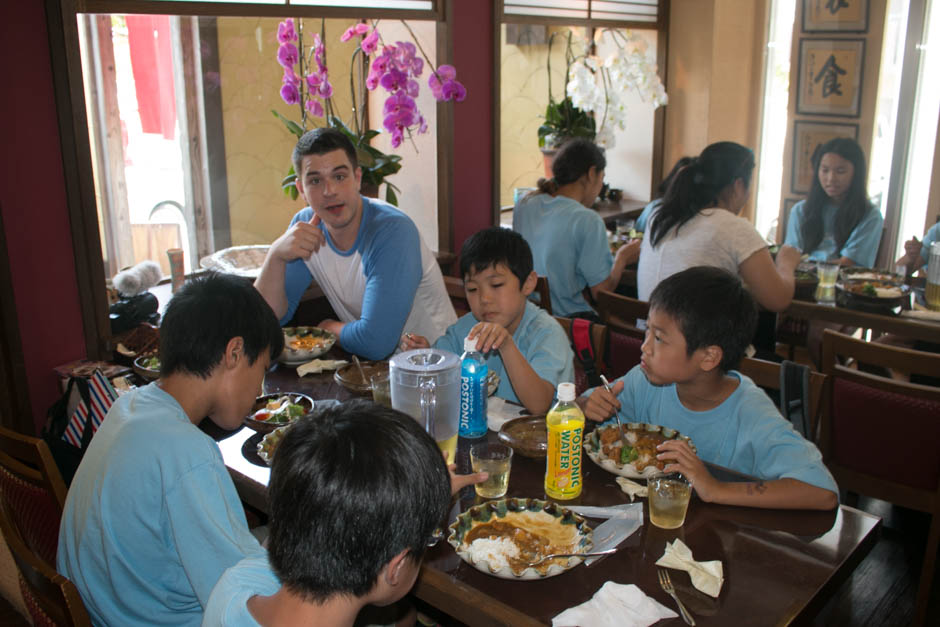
470;323;555;414
657;440;838;510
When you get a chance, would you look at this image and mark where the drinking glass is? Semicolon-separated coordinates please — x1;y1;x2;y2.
815;261;839;302
370;372;392;408
648;473;692;529
470;442;513;499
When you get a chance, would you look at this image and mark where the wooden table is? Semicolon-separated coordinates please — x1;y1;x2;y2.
215;362;881;626
783;297;940;344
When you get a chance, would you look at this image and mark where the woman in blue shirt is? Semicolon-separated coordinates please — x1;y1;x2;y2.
784;137;883;267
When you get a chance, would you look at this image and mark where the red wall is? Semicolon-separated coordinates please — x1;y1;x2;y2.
1;1;87;433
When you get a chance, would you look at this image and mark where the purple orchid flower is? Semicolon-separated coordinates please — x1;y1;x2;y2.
305;71;322;89
277;42;299;69
305;99;324;117
379;68;408;93
429;65;466;102
280;83;300;105
277;19;297;44
361;30;379;55
318;80;333;99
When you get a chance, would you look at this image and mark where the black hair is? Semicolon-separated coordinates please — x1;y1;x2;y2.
656;156;695;198
459;227;534;287
648;266;757;372
267;399;451;603
534;138;606;196
649;142;755;247
159;272;283;378
798;137;870;255
292;127;359;176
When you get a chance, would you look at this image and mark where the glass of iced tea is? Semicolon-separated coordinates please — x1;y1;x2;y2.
647;473;692;529
370;372;392;408
470;442;513;499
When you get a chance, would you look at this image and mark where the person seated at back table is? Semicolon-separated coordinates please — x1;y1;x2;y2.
582;266;838;510
633;155;694;233
513;138;640;320
784;137;883;268
58;273;283;626
896;221;940;276
254;127;457;360
401;227;574;414
202;400;453;627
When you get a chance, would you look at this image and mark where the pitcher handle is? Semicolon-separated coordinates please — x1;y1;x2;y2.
419;377;437;435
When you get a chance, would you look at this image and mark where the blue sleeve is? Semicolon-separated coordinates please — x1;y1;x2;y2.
522;315;574;387
576;213;614;287
339;215;423;359
612;365;648;423
634;200;658;233
919;223;940;270
280;208;316;325
839;205;883;267
783;201;805;250
432;316;469;353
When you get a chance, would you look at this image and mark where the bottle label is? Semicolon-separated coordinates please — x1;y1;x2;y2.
459;369;487;437
545;420;583;499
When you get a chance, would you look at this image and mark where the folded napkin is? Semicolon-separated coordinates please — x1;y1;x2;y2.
552;582;677;627
655;539;724;597
296;359;348;377
616;477;648;501
486;397;526;432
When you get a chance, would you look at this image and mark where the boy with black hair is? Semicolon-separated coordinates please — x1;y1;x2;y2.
202;400;452;626
402;227;573;414
58;273;285;626
584;266;838;509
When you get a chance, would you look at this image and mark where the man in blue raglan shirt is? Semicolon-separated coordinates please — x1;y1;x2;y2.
255;128;456;360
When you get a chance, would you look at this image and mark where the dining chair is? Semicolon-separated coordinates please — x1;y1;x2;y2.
0;427;68;567
0;499;91;627
553;316;607;395
820;329;940;626
443;275;553;318
606;330;644;380
595;290;649;340
738;357;826;441
533;276;552;315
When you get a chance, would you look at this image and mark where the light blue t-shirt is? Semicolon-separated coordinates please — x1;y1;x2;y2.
58;383;264;627
513;193;613;316
634;198;660;233
433;301;574;406
916;222;940;271
784;200;883;267
203;555;280;626
594;366;838;494
281;197;456;359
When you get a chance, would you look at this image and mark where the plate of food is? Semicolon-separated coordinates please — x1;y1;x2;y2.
836;278;911;313
279;327;336;365
446;498;593;580
334;361;389;394
244;393;314;433
498;415;547;458
133;353;161;381
257;425;289;465
583;421;696;479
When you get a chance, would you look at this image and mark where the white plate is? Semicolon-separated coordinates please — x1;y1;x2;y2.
583;421;695;479
280;326;336;363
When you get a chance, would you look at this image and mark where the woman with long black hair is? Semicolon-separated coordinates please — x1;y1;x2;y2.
638;141;800;312
784;137;883;267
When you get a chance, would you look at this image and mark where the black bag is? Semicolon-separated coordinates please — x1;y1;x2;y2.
42;377;97;486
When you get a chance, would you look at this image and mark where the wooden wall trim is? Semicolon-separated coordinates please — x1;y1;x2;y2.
76;0;441;20
650;0;670;196
436;1;455;257
0;204;35;434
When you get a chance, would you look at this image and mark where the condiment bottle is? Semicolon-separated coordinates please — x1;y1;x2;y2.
544;382;584;500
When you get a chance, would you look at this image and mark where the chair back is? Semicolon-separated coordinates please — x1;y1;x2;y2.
595;290;649;339
444;275;554;318
0;499;91;627
554;316;607;395
534;276;552;315
607;331;644;380
0;427;67;566
738;357;826;441
820;329;940;626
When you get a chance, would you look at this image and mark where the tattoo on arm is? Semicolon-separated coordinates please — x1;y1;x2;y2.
746;480;768;495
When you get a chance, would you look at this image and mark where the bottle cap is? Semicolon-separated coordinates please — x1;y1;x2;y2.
557;382;576;401
463;337;478;353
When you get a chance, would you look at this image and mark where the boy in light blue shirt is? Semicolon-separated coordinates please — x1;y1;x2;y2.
896;221;940;273
583;266;838;509
403;227;574;415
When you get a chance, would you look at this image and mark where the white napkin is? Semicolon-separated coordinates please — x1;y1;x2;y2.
296;359;348;377
552;582;677;627
566;503;642;519
486;397;526;431
616;476;649;501
655;539;724;597
583;504;643;566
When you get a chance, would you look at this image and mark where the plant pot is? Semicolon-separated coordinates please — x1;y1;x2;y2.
540;147;558;179
360;181;380;199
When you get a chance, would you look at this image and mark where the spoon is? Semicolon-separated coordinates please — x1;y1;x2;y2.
524;548;617;566
599;375;629;455
352;355;367;384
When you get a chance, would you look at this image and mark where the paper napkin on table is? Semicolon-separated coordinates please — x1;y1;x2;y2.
616;476;649;501
296;359;348;377
566;503;642;519
486;397;526;431
655;539;724;597
552;582;677;627
583;504;643;566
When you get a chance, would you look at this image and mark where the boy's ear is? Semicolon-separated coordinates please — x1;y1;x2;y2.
382;549;412;587
521;271;538;297
698;345;723;373
223;337;245;369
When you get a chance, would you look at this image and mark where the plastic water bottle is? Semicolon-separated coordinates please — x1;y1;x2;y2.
459;337;488;438
544;382;585;500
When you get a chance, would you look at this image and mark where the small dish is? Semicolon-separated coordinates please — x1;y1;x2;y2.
498;415;547;458
257;426;289;465
446;498;593;580
334;361;389;394
486;370;500;397
133;353;161;381
244;393;314;434
280;327;336;364
583;421;695;479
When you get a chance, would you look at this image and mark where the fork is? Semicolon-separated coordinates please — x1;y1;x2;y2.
658;568;695;625
599;375;629;454
524;548;617;566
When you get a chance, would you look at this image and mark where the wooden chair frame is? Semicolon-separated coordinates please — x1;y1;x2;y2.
595;290;649;339
738;357;827;443
0;427;68;513
820;329;940;626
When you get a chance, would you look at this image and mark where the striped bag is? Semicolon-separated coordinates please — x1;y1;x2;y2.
62;369;118;446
